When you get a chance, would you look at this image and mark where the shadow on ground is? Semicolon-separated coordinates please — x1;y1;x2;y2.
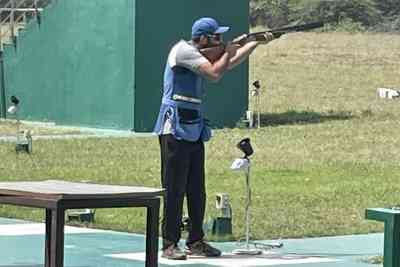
259;110;353;127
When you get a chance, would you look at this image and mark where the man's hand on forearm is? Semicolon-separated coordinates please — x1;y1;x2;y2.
201;42;239;81
247;32;274;45
198;51;231;82
228;42;258;69
228;32;274;69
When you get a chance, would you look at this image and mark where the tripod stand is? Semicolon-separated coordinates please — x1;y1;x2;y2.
8;96;32;154
231;138;283;255
232;157;263;255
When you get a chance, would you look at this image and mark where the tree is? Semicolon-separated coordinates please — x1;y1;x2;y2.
373;0;400;17
250;0;398;32
290;0;380;27
250;0;290;28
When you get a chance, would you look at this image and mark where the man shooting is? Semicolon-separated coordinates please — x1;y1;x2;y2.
153;17;273;260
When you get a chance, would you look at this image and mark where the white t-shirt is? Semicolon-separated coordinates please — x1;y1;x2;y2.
162;41;208;134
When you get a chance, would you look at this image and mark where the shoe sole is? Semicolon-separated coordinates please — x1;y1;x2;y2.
161;255;187;260
188;255;221;258
186;252;221;257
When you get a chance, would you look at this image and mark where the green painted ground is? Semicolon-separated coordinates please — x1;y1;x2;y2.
0;218;382;267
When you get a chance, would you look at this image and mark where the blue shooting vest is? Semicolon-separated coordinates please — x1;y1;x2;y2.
154;58;211;142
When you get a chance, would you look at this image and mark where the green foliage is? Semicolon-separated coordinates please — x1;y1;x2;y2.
373;0;400;17
325;18;367;33
374;15;400;32
310;0;380;26
250;0;290;28
250;0;399;32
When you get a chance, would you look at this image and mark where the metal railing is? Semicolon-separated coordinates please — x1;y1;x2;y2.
0;0;52;50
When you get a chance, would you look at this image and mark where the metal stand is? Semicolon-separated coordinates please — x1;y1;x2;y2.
15;115;32;154
232;138;283;255
8;96;32;154
251;80;261;129
232;158;262;255
231;158;284;255
232;158;263;255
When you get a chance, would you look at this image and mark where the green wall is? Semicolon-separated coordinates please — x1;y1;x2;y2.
3;0;135;129
134;0;250;132
1;0;249;131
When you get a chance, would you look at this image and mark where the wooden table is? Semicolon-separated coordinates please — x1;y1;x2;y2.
0;180;164;267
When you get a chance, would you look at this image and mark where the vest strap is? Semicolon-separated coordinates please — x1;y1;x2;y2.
172;94;202;104
162;97;201;111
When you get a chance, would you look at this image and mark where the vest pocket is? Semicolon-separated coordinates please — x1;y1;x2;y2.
174;107;202;142
178;108;200;124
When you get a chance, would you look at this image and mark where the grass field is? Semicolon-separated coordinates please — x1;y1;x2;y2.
1;32;400;241
0;120;82;136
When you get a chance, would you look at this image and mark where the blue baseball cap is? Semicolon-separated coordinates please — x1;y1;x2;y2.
191;17;230;38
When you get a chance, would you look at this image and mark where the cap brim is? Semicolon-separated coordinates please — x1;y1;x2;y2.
215;26;230;34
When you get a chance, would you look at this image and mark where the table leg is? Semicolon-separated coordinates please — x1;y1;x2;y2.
145;198;160;267
49;207;65;267
45;209;52;267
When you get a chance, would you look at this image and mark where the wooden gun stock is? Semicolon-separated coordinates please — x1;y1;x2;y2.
200;44;226;64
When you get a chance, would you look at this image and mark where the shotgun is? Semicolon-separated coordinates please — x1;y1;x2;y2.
201;21;324;63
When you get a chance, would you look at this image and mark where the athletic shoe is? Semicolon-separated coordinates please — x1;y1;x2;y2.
186;240;222;257
161;244;187;260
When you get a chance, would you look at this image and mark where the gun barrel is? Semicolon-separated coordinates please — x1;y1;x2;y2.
249;21;324;37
